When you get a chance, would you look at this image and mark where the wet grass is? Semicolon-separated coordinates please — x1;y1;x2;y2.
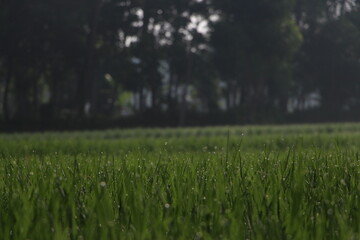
1;123;360;239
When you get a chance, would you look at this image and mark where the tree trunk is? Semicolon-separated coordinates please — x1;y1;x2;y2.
78;0;103;117
139;89;145;113
179;52;193;126
179;83;188;126
225;82;231;110
167;72;174;106
239;86;245;106
279;95;289;114
32;70;39;120
167;73;177;112
3;56;12;122
14;71;31;121
140;0;150;39
151;86;159;110
50;69;60;120
340;0;348;15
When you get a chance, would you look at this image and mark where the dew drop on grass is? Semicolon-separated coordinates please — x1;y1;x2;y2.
340;179;346;185
327;209;334;215
100;181;106;188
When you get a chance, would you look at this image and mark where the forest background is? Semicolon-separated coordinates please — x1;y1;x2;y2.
1;0;360;131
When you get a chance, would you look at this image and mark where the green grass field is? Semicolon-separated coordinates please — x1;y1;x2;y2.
2;123;360;239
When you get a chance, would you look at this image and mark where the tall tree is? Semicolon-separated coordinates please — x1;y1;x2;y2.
211;0;302;116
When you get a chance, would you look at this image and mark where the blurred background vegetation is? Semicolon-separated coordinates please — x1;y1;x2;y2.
1;0;360;131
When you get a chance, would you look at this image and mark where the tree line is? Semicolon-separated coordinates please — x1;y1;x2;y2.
1;0;360;130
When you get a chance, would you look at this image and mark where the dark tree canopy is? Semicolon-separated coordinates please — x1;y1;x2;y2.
0;0;360;130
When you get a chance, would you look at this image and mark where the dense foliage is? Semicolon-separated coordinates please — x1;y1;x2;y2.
0;0;360;129
2;124;360;239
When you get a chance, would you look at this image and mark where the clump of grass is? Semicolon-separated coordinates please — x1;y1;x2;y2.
1;124;360;239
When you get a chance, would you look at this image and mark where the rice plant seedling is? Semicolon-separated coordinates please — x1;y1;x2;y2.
1;123;360;239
